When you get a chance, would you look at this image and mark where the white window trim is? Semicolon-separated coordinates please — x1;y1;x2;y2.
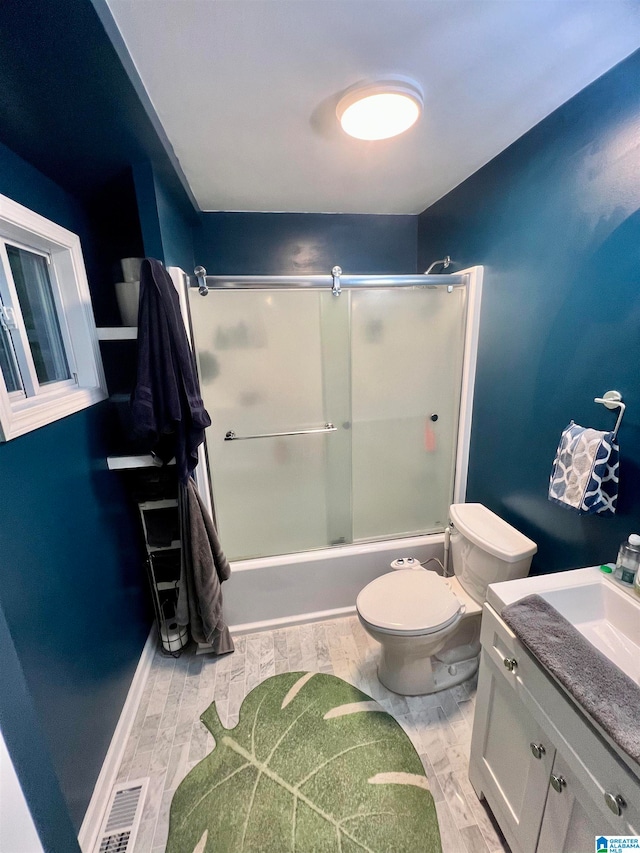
0;194;107;441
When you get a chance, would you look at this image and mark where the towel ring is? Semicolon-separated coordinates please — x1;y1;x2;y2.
594;390;625;440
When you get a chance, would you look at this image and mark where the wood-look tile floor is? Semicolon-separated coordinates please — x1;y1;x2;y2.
117;615;509;853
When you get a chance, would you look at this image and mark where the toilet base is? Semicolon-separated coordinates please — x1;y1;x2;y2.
377;653;478;696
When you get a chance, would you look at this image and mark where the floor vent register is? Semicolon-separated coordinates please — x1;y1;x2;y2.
94;778;148;853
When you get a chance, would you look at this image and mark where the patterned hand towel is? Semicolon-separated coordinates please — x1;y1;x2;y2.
548;421;619;515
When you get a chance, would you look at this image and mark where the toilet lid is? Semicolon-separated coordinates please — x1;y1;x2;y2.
356;570;462;634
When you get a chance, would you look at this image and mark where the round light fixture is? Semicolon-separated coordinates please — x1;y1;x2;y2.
336;79;423;141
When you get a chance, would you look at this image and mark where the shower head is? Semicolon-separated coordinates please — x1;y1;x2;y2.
424;256;451;275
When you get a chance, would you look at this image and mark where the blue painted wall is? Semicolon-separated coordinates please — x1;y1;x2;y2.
0;0;195;211
0;601;80;852
132;162;166;263
418;50;640;574
193;212;417;274
133;161;197;271
154;170;197;271
88;168;146;326
0;143;151;832
0;0;193;839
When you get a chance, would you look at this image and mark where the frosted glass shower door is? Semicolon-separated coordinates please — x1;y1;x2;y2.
350;286;467;541
189;289;351;560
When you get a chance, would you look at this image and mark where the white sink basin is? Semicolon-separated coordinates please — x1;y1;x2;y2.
540;580;640;684
487;566;640;685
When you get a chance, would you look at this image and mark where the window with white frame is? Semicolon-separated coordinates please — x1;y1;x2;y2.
0;194;107;441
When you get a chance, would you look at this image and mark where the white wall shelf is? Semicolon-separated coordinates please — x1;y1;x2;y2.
97;327;137;341
147;540;181;554
138;499;178;510
107;454;173;470
156;581;179;591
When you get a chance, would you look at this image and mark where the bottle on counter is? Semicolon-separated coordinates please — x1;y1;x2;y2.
614;534;640;587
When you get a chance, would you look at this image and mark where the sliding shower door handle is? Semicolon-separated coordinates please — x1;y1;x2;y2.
224;423;337;441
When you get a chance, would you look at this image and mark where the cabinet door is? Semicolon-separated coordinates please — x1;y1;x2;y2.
537;752;619;853
469;651;555;853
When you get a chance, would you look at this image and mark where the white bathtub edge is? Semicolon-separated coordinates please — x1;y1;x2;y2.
222;532;445;631
230;532;446;573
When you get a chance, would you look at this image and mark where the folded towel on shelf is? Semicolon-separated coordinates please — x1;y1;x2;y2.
548;421;619;515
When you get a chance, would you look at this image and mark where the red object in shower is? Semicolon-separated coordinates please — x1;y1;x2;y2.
424;422;437;453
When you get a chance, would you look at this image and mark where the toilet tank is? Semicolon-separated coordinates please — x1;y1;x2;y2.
449;503;537;604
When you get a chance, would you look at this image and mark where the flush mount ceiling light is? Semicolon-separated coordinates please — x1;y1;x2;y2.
336;78;423;141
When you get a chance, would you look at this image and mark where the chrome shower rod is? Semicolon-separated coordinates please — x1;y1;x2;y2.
190;270;466;292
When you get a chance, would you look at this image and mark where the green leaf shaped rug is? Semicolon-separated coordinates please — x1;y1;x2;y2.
167;671;442;853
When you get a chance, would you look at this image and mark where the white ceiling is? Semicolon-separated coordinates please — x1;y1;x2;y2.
106;1;640;215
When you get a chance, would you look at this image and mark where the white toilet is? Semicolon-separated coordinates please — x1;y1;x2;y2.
356;503;537;695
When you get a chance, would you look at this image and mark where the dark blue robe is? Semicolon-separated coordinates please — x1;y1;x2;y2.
131;258;211;483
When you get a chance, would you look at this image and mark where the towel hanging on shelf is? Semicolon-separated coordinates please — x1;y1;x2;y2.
548;421;619;515
131;258;211;484
176;477;234;655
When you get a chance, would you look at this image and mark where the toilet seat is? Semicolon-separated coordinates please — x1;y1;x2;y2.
356;570;463;636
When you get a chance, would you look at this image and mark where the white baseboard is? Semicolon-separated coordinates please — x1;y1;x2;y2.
78;625;157;853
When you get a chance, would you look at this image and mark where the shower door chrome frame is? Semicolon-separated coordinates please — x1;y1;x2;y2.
176;265;484;542
188;271;467;292
451;265;483;506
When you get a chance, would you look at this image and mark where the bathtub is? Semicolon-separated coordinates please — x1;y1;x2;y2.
224;533;445;634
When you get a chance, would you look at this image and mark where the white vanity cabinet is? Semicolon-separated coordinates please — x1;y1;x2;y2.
469;652;554;853
537;750;617;853
470;602;640;853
